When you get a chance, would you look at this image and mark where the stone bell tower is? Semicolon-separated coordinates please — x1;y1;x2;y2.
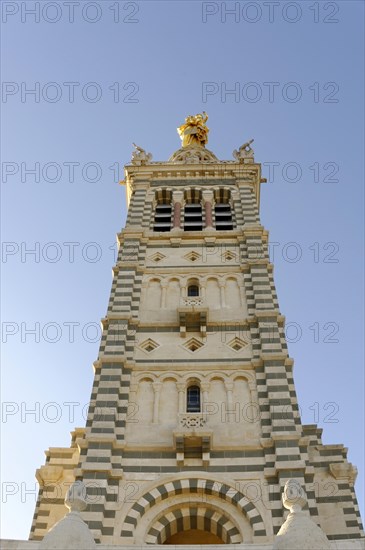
29;114;364;548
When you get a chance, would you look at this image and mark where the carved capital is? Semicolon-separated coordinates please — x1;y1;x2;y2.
202;189;214;204
36;465;63;486
329;462;357;483
152;382;162;394
172;190;184;204
201;382;210;393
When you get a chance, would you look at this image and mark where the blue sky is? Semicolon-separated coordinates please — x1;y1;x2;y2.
1;0;364;540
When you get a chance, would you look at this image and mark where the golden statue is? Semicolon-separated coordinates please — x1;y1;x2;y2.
177;112;209;148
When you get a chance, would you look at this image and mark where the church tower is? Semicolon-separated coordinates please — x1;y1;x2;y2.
30;115;364;547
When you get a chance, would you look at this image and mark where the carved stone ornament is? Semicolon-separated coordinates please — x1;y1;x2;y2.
169;146;218;164
274;479;330;550
282;479;308;513
329;462;358;482
36;465;63;486
130;142;152;165
65;480;88;513
233;139;255;162
39;481;96;549
179;413;206;428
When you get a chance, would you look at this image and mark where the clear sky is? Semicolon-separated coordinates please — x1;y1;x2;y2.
1;0;364;541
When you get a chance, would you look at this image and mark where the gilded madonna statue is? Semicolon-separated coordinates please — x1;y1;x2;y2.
177;112;209;147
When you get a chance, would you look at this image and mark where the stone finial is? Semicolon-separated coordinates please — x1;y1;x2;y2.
282;478;307;513
65;480;88;513
39;481;96;550
274;479;331;550
131;143;152;165
233;139;254;163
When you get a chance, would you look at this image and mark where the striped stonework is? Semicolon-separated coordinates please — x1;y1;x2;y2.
154;188;173;205
213;187;231;204
125;187;149;228
238;186;260;225
146;505;242;544
30;139;364;546
183;187;203;204
121;478;266;541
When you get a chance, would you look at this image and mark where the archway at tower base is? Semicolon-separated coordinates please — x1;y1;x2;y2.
145;503;242;544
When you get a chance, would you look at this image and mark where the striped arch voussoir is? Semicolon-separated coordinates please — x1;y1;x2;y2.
155;189;172;204
184;188;202;203
146;504;242;544
121;478;266;538
214;187;231;203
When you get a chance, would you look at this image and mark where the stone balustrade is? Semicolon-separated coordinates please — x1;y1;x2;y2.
179;413;207;428
181;297;204;307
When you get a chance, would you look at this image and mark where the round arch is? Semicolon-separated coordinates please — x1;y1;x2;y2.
135;374;156;384
146;502;242;544
120;476;266;541
181;372;204;384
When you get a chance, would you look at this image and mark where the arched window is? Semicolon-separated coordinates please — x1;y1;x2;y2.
187;385;201;412
187;284;199;297
187;278;199;298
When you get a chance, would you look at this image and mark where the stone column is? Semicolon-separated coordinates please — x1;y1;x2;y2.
225;382;234;406
247;381;259;423
161;281;168;308
201;382;210;411
248;381;258;406
225;381;234;424
152;382;162;424
200;281;206;301
177;383;185;413
239;284;246;307
202;189;214;230
129;383;138;420
219;280;226;308
141;281;148;303
172;190;184;230
180;282;186;304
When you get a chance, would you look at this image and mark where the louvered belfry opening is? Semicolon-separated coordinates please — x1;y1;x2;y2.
184;188;203;231
214;188;233;230
154;189;172;231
